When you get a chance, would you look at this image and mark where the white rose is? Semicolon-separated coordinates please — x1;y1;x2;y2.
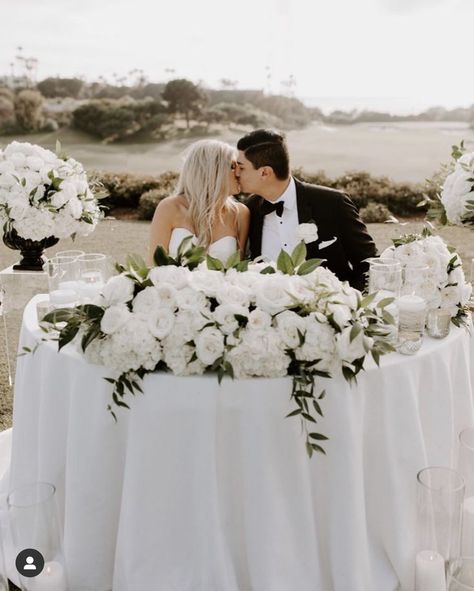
336;325;374;364
326;302;352;329
255;275;293;315
65;196;83;219
215;284;250;308
100;275;135;306
148;266;190;289
213;303;247;334
275;310;306;349
190;270;225;297
155;283;178;309
132;286;161;315
195;327;225;365
297;223;319;244
100;304;131;335
50;190;69;209
148;308;175;339
176;286;208;311
247;309;272;331
296;316;337;373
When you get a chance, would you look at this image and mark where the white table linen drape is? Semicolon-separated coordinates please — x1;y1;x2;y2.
5;296;474;591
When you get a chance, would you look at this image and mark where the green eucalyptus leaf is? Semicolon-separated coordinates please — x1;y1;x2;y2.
206;255;224;271
291;241;307;267
297;258;323;276
277;250;295;275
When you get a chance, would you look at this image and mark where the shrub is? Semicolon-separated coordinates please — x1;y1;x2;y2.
99;168;430;219
293;168;430;216
359;202;393;223
37;77;84;98
138;189;170;220
0;96;15;131
0;87;14;102
98;170;178;209
14;89;44;131
41;118;59;132
73;98;168;142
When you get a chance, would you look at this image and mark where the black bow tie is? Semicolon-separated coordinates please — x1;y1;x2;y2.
261;200;284;217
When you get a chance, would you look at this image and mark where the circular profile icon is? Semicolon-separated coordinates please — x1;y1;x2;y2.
15;548;44;577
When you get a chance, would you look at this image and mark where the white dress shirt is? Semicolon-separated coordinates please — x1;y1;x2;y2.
261;177;300;262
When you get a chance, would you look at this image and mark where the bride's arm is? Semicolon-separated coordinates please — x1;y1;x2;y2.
236;202;251;258
148;198;174;265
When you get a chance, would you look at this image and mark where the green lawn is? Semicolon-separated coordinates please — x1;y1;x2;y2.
1;121;473;183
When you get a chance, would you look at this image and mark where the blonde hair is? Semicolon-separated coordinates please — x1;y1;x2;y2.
174;139;238;248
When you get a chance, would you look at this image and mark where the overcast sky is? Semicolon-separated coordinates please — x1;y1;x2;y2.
1;0;472;111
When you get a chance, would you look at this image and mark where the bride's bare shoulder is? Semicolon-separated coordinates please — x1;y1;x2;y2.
233;199;250;221
154;194;186;217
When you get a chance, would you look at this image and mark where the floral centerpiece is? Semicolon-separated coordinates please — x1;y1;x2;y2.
43;240;395;457
380;228;472;324
421;142;474;228
0;141;104;270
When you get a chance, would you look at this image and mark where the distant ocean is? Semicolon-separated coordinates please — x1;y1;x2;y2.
301;96;472;116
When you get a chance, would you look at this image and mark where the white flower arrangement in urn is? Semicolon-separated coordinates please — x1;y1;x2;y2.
0;140;105;270
43;238;396;458
421;142;474;228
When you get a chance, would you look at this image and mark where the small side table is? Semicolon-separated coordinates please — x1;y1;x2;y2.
0;266;48;388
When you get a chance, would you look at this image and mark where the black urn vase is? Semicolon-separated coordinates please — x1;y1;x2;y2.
3;228;59;271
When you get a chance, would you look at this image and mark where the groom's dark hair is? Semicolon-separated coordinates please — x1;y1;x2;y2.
237;129;290;180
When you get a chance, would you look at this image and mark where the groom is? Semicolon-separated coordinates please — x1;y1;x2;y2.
236;129;377;291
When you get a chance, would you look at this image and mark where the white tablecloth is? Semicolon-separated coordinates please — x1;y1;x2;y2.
5;296;474;591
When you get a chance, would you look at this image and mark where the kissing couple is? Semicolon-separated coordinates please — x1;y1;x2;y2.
149;128;377;291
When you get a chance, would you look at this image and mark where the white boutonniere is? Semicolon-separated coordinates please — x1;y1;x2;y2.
297;222;319;244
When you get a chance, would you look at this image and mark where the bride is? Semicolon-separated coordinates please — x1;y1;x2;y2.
148;139;250;263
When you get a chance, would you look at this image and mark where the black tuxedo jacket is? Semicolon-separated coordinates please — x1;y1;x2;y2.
245;178;377;291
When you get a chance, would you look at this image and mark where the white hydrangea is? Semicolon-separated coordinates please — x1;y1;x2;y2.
440;152;474;224
275;310;306;349
227;327;290;378
88;315;162;373
295;315;338;373
0;141;102;241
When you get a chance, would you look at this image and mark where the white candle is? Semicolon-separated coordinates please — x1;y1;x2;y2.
49;289;77;306
58;280;79;293
76;280;104;299
397;294;426;313
31;560;67;591
415;550;446;591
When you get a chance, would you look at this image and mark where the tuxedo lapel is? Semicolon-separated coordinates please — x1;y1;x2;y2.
295;179;313;224
295;179;320;259
248;196;265;259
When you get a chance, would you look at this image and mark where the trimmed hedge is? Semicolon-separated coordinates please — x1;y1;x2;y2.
98;168;430;220
138;189;170;220
292;169;432;216
99;170;179;210
359;202;393;223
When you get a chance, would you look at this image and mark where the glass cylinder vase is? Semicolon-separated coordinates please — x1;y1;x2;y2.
397;294;426;355
426;309;452;339
367;258;402;296
456;428;474;557
7;482;68;591
416;467;465;564
448;557;474;590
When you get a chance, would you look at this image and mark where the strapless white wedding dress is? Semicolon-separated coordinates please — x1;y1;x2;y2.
168;228;238;262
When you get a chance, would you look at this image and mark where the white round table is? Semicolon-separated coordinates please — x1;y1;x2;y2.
5;296;474;591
